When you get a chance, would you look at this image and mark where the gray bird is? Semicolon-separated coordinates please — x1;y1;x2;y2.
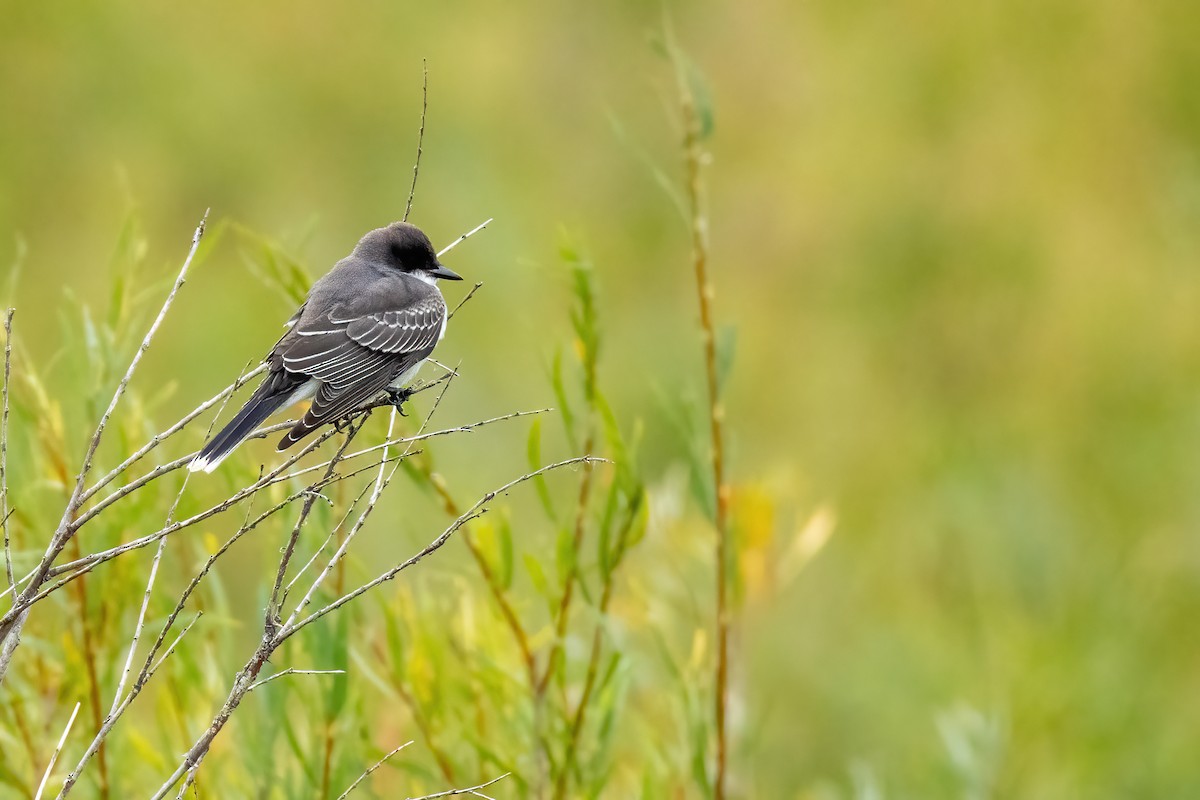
189;221;462;473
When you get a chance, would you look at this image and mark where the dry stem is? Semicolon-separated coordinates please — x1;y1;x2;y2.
677;54;731;798
1;308;13;595
404;59;429;223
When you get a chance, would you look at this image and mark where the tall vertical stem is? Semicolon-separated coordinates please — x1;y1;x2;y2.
680;72;730;798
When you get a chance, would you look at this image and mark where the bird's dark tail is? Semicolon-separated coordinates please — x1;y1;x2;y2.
189;382;295;473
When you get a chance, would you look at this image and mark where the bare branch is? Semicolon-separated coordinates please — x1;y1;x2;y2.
76;211;209;499
27;447;407;617
437;218;492;258
406;773;510;800
108;392;218;719
335;741;413;800
267;415;369;629
80;363;266;504
0;211;208;686
448;282;483;320
280;456;606;639
57;611;203;799
285;481;373;594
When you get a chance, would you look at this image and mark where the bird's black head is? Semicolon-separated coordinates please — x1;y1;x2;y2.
354;222;462;281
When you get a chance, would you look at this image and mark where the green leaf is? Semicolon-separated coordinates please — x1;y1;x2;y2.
525;554;551;603
549;348;577;449
683;56;716;140
606;111;689;224
106;210;146;332
496;513;515;591
527;417;557;521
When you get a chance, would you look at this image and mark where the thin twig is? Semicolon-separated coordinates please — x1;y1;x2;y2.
285;482;373;594
280;456;605;640
80;363;266;504
403;60;429;223
447;282;483;320
42;416;391;580
109;539;165;717
419;461;538;686
150;451;598;800
279;455;403;634
406;773;510;800
27;448;412;611
267;414;368;630
334;741;412;800
246;668;346;692
437;219;492;258
56;612;203;798
174;772;196;800
34;702;81;800
1;308;14;595
0;212;208;685
145;612;202;678
147;404;399;797
108;388;225;718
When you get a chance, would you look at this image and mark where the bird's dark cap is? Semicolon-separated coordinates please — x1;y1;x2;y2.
353;222;461;279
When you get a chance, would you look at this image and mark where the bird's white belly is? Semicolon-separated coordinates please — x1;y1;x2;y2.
284;360;424;411
389;359;425;389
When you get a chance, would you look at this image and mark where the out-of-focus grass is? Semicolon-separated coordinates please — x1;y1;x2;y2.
3;0;1200;797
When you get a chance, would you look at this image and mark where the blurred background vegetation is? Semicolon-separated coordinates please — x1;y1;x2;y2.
3;0;1200;797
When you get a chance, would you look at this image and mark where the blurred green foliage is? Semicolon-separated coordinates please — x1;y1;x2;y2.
3;0;1200;797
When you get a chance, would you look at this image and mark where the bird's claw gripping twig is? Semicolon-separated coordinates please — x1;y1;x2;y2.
385;387;414;416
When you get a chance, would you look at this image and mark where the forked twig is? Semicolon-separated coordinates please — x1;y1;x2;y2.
0;211;209;687
279;455;605;639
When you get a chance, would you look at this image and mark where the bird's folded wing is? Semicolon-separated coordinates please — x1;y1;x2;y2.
276;298;445;434
338;297;445;354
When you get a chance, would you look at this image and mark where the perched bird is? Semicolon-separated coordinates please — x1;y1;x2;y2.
189;222;462;473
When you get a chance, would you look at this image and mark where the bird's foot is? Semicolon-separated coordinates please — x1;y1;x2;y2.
386;387;414;416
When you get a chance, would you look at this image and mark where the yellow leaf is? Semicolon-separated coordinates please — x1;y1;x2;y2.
779;505;835;587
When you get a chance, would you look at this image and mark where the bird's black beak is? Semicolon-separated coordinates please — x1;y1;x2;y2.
428;263;463;281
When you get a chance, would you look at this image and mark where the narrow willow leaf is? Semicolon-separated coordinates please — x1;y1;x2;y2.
527;416;557;521
549;348;577;449
497;513;515;591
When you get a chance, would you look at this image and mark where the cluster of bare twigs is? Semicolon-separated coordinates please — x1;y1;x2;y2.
0;206;598;798
0;46;742;798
